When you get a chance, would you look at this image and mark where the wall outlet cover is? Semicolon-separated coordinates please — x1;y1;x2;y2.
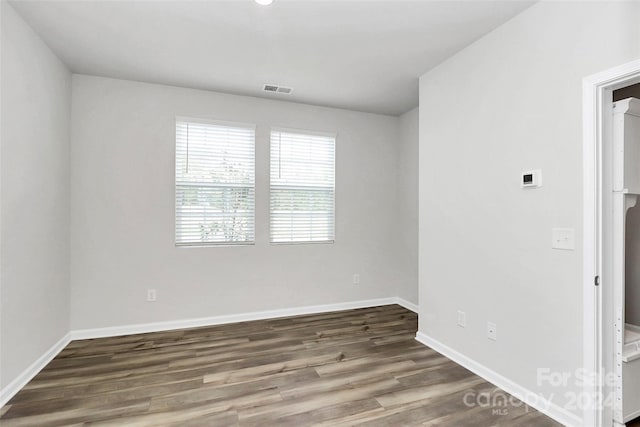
552;228;575;250
457;310;466;327
487;322;497;341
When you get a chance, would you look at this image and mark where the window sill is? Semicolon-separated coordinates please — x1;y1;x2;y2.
175;242;255;248
270;240;334;246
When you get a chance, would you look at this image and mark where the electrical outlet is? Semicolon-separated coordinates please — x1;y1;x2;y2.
353;274;360;285
147;289;157;302
457;311;466;327
552;228;575;250
487;322;497;341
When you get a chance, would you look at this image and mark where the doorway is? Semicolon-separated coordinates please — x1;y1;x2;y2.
583;60;640;427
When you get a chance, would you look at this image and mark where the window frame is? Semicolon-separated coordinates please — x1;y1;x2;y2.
269;126;337;245
174;116;256;247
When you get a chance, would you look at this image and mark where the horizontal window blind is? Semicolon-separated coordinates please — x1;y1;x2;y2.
270;129;335;243
176;120;255;245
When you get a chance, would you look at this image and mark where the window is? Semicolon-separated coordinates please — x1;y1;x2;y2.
270;129;335;243
175;119;255;245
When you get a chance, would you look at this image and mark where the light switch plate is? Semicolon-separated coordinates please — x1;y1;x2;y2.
552;228;575;250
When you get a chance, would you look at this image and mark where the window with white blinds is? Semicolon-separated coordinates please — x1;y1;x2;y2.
175;119;255;245
270;129;335;243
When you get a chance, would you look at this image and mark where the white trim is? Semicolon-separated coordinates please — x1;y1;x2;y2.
415;332;582;427
582;66;602;427
393;296;418;313
0;332;72;407
1;297;417;407
613;97;640;117
175;116;256;130
70;297;416;340
270;240;335;246
271;126;337;139
583;59;640;427
624;407;640;424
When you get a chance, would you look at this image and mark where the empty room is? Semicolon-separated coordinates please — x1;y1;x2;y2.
1;0;640;426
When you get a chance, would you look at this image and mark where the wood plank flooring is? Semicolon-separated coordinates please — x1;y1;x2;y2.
0;305;560;426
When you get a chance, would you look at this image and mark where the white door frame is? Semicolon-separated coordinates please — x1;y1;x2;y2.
583;59;640;427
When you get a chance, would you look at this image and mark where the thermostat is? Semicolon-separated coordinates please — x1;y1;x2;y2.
521;170;542;188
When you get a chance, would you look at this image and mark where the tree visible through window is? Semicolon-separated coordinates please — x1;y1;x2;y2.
175;119;255;245
270;129;335;243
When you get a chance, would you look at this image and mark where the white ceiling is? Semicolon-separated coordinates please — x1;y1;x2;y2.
10;0;533;116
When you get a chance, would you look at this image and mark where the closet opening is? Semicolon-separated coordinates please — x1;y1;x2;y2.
611;82;640;427
625;201;640;357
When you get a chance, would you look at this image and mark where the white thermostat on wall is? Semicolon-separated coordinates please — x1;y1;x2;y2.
521;170;542;188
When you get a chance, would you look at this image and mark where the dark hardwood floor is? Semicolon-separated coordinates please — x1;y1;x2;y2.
1;305;560;426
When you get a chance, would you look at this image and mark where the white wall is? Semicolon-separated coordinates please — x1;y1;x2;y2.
418;0;640;418
70;75;413;330
1;2;71;389
397;107;419;304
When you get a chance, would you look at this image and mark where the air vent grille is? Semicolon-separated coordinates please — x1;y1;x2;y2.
263;84;293;95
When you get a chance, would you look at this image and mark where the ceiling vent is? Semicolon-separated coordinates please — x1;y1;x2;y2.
263;84;294;95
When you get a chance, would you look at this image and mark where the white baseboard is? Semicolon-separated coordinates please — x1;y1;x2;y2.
70;297;417;340
625;406;640;424
1;297;417;408
393;296;418;313
415;332;582;427
0;332;72;408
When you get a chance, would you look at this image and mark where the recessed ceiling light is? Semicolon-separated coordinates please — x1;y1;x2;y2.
255;0;273;5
